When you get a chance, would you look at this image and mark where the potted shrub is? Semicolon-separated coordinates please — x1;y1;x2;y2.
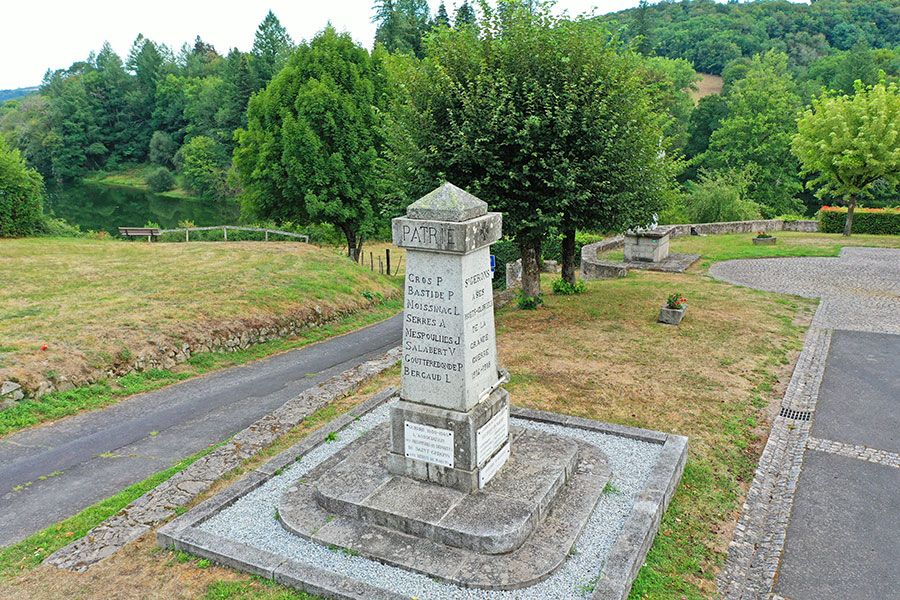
659;293;687;325
752;231;777;245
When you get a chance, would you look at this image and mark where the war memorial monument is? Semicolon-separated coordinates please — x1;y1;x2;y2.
159;184;688;599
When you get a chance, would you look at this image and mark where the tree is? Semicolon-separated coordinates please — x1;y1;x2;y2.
792;80;900;236
149;130;178;167
250;11;294;88
396;1;674;293
0;139;45;237
454;2;477;29
683;169;762;223
177;135;227;198
434;2;450;28
373;0;431;57
235;27;390;260
700;51;804;216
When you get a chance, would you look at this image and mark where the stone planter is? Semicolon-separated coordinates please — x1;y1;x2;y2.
752;236;777;245
658;306;686;325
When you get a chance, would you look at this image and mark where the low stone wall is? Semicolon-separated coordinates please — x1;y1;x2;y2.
578;220;818;280
1;294;401;405
666;219;818;237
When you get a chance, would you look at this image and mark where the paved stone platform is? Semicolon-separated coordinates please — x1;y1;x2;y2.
713;247;900;599
622;252;701;273
158;394;687;600
290;424;591;558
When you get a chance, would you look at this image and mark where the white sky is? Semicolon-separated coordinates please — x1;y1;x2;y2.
0;1;806;89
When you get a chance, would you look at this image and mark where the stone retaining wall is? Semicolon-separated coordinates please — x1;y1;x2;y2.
1;294;400;406
579;220;819;281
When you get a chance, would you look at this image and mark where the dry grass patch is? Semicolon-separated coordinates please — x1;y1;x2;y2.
497;271;814;598
0;238;399;392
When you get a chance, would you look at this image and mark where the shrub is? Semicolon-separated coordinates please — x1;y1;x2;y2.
146;167;176;193
684;169;762;224
0;139;45;237
541;231;607;267
552;279;586;295
516;292;544;310
818;206;900;235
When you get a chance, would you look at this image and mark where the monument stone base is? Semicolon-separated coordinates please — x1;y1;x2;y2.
387;386;510;492
277;421;611;588
624;227;673;263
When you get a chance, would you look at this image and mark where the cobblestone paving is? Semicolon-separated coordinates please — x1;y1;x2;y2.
807;436;900;469
712;247;900;599
710;247;900;335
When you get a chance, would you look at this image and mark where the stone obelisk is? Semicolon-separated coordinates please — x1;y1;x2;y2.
388;182;509;492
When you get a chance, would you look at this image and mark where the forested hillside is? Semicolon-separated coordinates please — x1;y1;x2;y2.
0;11;293;197
0;0;897;237
602;0;899;76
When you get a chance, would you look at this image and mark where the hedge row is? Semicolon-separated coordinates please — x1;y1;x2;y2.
818;206;900;235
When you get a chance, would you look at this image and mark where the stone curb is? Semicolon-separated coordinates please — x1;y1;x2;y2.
45;349;401;572
160;399;686;600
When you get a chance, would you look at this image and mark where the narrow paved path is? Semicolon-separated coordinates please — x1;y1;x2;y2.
712;248;900;599
0;314;402;547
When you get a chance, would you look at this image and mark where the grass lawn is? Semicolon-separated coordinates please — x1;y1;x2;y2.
0;238;400;431
83;164;197;200
599;230;900;268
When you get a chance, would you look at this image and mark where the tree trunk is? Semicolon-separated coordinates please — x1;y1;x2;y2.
561;226;577;285
519;240;542;298
343;226;360;261
843;196;856;237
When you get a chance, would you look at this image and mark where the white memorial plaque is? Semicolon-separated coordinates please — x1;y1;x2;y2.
404;421;455;468
476;406;509;466
478;442;510;489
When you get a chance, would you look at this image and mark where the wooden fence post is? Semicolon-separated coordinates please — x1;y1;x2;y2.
386;248;391;276
370;252;374;271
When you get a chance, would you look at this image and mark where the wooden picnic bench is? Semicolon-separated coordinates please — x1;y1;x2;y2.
118;227;161;242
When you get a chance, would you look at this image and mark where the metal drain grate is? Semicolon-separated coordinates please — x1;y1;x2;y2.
779;407;812;421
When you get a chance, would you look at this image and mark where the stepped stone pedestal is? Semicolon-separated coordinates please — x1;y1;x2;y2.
276;183;613;589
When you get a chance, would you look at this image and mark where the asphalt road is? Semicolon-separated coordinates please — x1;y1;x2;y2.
0;313;402;547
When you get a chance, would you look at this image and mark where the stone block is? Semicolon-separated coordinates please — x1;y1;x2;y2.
389;388;508;472
624;228;672;263
392;212;502;254
658;307;685;325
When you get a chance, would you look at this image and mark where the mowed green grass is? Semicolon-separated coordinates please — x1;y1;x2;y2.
0;238;400;420
599;230;900;268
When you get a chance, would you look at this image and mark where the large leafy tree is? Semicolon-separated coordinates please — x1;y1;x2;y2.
396;0;673;293
699;51;804;216
235;27;390;260
792;80;900;235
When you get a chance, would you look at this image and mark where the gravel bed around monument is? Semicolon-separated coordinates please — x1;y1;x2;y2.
179;398;665;600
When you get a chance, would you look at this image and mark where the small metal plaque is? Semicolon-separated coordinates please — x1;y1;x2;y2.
404;421;454;468
478;442;510;489
476;406;509;466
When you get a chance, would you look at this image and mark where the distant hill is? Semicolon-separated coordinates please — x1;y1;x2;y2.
0;86;39;103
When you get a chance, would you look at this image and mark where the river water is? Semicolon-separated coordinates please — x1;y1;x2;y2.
45;182;240;235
